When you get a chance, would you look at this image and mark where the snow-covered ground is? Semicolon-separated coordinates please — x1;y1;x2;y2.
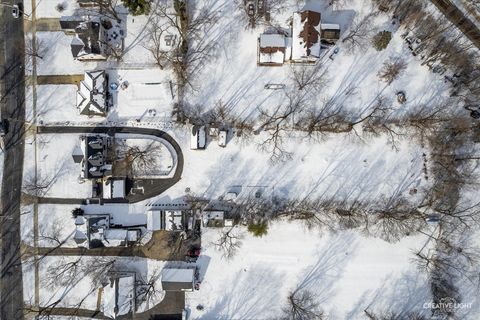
166;129;429;205
17;0;480;318
23;255;166;313
184;0;452;123
23;133;91;199
186;220;432;319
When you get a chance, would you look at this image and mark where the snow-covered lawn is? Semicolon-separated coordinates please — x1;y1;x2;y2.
116;134;177;178
187;220;431;319
166;129;429;205
23;0;80;18
23;133;91;199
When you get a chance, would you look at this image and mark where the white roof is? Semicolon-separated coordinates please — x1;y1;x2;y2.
103;180;112;199
127;230;139;241
218;130;227;146
104;229;128;241
321;23;340;30
259;34;285;48
109;69;173;119
147;210;161;231
191;126;206;149
292;11;321;60
77;70;106;115
162;268;195;283
112;179;125;198
259;51;285;64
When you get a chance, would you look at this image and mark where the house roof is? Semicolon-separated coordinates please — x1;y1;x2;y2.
82;135;111;179
161;268;194;291
75;21;103;56
77;70;107;116
71;37;85;58
321;23;341;41
292;10;322;60
260;34;285;48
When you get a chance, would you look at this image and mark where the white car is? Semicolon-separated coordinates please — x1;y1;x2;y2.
190;125;206;150
12;5;20;18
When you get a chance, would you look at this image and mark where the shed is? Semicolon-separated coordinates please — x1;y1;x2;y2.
161;268;195;292
259;34;286;65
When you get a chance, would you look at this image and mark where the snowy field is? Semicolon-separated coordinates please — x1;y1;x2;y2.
23;133;91;199
186;220;432;319
165;129;429;205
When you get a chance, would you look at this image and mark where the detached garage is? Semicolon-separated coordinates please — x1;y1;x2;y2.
161;268;195;292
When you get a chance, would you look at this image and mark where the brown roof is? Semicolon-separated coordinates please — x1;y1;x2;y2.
299;11;321;56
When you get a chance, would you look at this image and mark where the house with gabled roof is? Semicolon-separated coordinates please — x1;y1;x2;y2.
77;70;109;116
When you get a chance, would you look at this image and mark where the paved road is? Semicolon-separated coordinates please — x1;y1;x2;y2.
0;0;26;319
430;0;480;48
37;126;184;203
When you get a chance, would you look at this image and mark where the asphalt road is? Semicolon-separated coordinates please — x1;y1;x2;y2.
0;0;26;319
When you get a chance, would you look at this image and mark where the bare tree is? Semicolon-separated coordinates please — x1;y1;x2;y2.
213;226;243;259
136;268;163;308
23;170;58;197
290;63;328;91
117;140;165;177
258;92;306;162
282;289;325;320
377;57;407;85
341;12;378;53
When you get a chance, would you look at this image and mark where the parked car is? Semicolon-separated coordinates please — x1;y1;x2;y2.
264;83;285;90
0;119;9;137
218;130;227;147
257;0;265;12
12;4;20;18
190;125;206;150
246;0;255;16
329;47;340;60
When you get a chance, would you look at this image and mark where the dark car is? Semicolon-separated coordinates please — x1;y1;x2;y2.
0;119;9;137
246;1;255;16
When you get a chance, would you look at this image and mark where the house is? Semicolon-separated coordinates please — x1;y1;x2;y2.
60;16;108;60
103;178;126;199
72;21;108;60
77;70;109;116
258;9;341;65
147;209;189;232
161;268;195;292
320;23;341;44
74;214;141;248
292;10;322;62
79;135;113;179
102;271;136;319
258;33;288;66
